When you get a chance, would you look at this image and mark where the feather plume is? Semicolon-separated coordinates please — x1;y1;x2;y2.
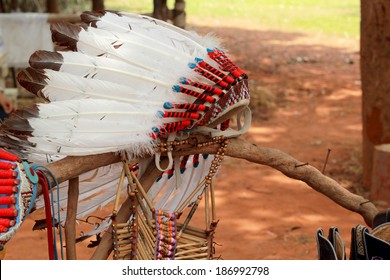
0;11;250;232
148;154;213;213
1;10;249;159
35;163;125;224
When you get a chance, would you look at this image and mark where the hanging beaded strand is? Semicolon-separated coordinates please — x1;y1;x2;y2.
155;210;177;260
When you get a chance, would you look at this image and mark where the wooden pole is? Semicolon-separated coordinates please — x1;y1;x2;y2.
10;0;18;12
0;0;6;12
64;177;79;260
173;0;186;28
46;0;60;13
42;138;378;228
153;0;169;21
92;0;104;11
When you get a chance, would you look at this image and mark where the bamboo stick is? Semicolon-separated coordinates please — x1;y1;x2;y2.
178;226;208;238
177;242;206;249
175;252;209;260
115;232;134;239
177;196;201;238
65;177;79;260
116;239;134;246
177;243;197;249
115;222;132;228
175;246;208;257
91;159;166;259
178;223;207;234
210;181;217;222
136;236;150;260
205;187;210;231
178;232;206;242
124;163;155;212
176;178;206;214
136;198;155;229
138;217;156;251
115;227;132;235
122;160;153;211
113;168;126;214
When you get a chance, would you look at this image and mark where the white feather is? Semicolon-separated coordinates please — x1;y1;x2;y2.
148;155;213;213
23;99;161;156
35;163;126;225
94;12;208;58
92;12;224;76
57;51;173;94
76;27;191;76
41;69;182;105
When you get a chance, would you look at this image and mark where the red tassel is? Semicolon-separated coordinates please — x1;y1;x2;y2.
0;208;17;217
0;196;15;205
0;179;18;186
0;218;14;227
0;224;9;232
0;170;16;178
0;186;16;194
0;162;15;170
0;150;19;162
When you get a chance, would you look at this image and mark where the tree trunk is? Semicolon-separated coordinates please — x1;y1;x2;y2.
46;0;60;13
92;0;104;11
173;0;186;29
0;0;5;13
153;0;169;21
10;0;18;11
361;0;390;189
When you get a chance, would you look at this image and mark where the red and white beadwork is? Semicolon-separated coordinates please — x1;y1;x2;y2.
0;149;36;246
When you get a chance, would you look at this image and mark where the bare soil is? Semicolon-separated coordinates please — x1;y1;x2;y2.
4;25;388;260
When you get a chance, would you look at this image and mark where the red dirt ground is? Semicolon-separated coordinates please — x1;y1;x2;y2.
3;24;388;260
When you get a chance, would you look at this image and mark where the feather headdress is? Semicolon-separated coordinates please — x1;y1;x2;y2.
0;11;250;160
0;12;251;250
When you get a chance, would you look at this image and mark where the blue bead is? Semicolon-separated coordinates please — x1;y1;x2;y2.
179;77;187;84
172;85;180;92
163;102;172;109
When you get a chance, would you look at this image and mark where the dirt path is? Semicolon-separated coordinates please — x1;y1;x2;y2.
4;25;386;260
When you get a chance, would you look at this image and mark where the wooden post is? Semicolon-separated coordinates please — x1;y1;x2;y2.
153;0;169;21
65;177;79;260
0;0;6;12
10;0;18;11
46;0;60;13
92;0;104;11
361;0;390;189
173;0;186;28
371;144;390;203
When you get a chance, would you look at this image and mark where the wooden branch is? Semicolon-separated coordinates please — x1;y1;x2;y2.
44;137;378;230
64;177;79;260
47;13;81;23
173;138;379;227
